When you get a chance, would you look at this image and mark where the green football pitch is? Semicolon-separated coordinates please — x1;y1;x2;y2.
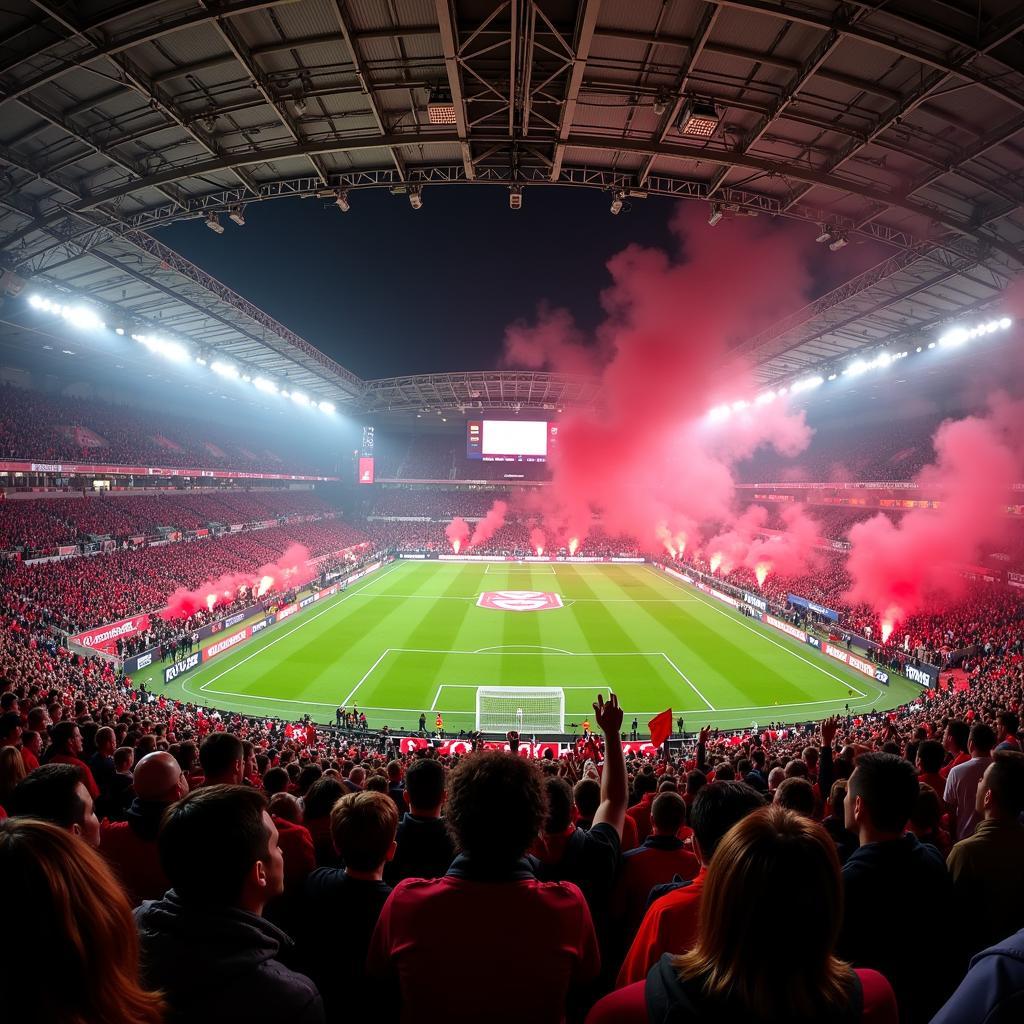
160;560;920;734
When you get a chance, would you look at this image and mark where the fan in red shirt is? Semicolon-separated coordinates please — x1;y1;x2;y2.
368;693;623;1024
617;781;766;988
612;792;699;939
590;806;897;1023
45;721;100;799
626;774;658;842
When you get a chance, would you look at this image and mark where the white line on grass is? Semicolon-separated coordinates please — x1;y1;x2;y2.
339;649;393;707
474;644;574;654
647;566;871;700
485;562;556;574
660;653;715;710
430;683;443;710
193;560;403;693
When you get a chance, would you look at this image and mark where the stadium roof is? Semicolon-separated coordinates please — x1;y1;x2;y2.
1;0;1022;408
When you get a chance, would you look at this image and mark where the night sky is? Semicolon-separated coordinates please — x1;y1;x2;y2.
155;187;884;381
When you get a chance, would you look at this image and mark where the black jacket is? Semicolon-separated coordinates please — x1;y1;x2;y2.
385;812;455;883
134;890;324;1024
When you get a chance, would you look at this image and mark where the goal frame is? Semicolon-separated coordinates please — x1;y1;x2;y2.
475;686;565;733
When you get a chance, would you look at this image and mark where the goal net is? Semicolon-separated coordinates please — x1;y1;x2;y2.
475;686;565;733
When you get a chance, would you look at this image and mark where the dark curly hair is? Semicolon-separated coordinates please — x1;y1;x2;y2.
445;751;547;864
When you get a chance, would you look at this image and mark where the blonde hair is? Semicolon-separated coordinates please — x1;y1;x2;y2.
0;818;165;1024
673;805;854;1020
0;745;27;805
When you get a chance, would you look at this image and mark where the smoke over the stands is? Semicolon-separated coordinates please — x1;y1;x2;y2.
161;543;313;620
530;527;547;556
470;500;508;547
847;392;1024;639
502;205;816;556
445;517;470;554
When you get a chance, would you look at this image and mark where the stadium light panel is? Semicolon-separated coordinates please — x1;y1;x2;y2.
707;204;723;226
828;234;848;251
335;189;350;212
677;98;720;137
730;400;748;412
195;356;207;366
318;401;335;414
228;206;245;226
408;187;423;210
426;87;457;124
63;305;105;331
610;191;625;215
290;391;309;406
791;375;824;393
205;213;224;234
754;390;776;405
1000;317;1012;329
509;185;523;210
815;226;832;244
827;373;838;381
708;404;730;422
253;377;278;394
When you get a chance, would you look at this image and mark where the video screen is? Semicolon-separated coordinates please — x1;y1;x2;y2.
466;420;557;462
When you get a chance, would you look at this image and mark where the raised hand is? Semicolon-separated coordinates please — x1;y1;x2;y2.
593;691;624;736
821;715;839;747
698;724;712;745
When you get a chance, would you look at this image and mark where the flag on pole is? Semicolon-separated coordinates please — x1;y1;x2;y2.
649;708;673;748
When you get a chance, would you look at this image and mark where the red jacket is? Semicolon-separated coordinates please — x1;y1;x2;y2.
100;809;169;906
273;815;316;892
50;753;99;798
626;793;656;842
612;836;700;938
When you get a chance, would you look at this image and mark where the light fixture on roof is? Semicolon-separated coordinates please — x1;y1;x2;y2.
426;86;457;125
676;97;720;138
708;203;723;226
318;400;335;414
228;206;245;226
815;225;833;243
335;189;350;212
610;190;625;215
828;234;848;251
205;212;224;234
211;360;239;380
408;186;423;210
253;377;278;394
652;90;671;117
509;185;523;210
293;94;307;116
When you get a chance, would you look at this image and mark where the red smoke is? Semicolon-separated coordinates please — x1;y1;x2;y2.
470;500;508;548
846;395;1023;629
446;517;470;554
503;206;816;557
530;527;547;556
743;503;822;581
161;543;313;620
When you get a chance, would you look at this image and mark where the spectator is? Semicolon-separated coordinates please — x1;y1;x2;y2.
109;746;136;817
135;785;324;1023
89;725;118;817
947;751;1024;956
613;792;699;938
942;720;971;779
944;722;997;841
302;775;346;865
0;817;164;1024
386;755;455;883
773;776;816;817
916;738;947;796
101;750;188;906
930;927;1024;1024
368;727;603;1022
588;807;898;1023
198;732;244;786
0;745;26;811
44;720;100;799
994;710;1021;752
10;762;100;846
617;782;765;988
906;783;951;857
386;759;405;808
296;791;398;1018
627;772;658;842
839;752;954;1022
822;779;858;863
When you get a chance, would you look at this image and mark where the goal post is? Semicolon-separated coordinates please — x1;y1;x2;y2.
475;686;565;733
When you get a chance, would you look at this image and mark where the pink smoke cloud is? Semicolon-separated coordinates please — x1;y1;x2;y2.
445;517;471;554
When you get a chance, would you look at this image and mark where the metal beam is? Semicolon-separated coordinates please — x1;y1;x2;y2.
550;0;602;180
435;0;475;178
636;4;719;186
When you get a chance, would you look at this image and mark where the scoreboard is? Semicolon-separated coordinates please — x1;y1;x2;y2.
466;419;558;463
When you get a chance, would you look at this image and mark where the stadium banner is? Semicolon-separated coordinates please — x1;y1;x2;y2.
762;614;807;643
1010;571;1024;590
398;737;663;758
822;641;879;680
787;593;840;622
904;662;940;688
398;553;427;559
205;627;250;660
58;544;78;556
70;613;151;652
695;581;740;607
659;564;695;585
276;603;299;623
610;557;646;563
743;591;768;613
250;614;274;637
163;650;202;684
3;459;336;481
122;649;157;674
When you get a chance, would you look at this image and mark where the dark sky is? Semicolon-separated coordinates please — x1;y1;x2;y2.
155;187;884;381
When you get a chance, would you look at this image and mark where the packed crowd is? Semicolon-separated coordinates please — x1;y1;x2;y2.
366;488;511;519
3;519;370;633
0;490;334;554
0;614;1021;1022
0;384;334;474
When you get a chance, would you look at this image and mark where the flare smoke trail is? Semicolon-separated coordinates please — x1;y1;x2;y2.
445;517;470;554
530;527;547;556
846;392;1024;636
470;500;508;548
162;543;312;620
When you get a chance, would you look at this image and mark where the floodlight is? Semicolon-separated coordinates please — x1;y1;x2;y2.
708;204;723;226
408;186;423;210
205;213;224;234
335;189;350;212
211;360;239;379
677;97;720;137
318;401;335;414
610;191;625;215
509;185;523;210
228;206;245;226
828;234;848;251
426;87;457;125
253;377;278;394
291;391;309;406
815;226;833;243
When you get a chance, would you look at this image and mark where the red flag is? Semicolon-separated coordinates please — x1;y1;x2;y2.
649;709;672;748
